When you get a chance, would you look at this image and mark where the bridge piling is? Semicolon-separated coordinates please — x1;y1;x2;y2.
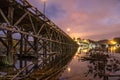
7;3;14;65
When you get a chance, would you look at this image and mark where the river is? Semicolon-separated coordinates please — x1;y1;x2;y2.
0;47;120;80
59;47;120;80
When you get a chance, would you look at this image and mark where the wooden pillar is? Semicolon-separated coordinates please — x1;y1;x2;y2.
7;5;14;65
20;27;23;57
24;35;28;54
43;40;47;55
34;37;39;67
42;35;47;66
34;37;38;57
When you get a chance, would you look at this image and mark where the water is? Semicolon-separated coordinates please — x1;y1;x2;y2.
0;47;120;80
59;48;120;80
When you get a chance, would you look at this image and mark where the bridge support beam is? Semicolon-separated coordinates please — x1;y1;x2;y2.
7;4;14;66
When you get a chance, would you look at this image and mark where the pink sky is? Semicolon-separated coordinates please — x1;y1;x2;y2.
28;0;120;40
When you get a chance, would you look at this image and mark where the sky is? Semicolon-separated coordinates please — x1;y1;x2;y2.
28;0;120;40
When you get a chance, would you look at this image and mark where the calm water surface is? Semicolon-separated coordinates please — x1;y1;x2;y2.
59;48;120;80
0;47;120;80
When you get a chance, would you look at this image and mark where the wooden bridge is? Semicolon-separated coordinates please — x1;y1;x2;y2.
0;0;78;79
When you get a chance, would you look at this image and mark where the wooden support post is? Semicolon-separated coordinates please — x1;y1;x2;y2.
7;31;13;65
46;41;50;64
20;27;23;57
43;36;47;66
7;5;14;65
34;37;38;57
43;39;46;53
20;57;23;68
34;37;38;67
24;35;28;54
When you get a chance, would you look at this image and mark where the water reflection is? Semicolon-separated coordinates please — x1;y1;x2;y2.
67;67;71;72
0;51;76;80
60;47;120;80
0;47;120;80
81;50;120;80
109;46;120;53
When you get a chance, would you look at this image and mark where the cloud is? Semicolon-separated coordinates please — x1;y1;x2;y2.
46;3;66;19
28;0;120;40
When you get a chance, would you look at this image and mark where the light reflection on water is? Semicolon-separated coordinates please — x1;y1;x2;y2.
1;47;120;80
59;47;120;80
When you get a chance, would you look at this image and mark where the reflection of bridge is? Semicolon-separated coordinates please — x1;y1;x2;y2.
0;0;77;79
